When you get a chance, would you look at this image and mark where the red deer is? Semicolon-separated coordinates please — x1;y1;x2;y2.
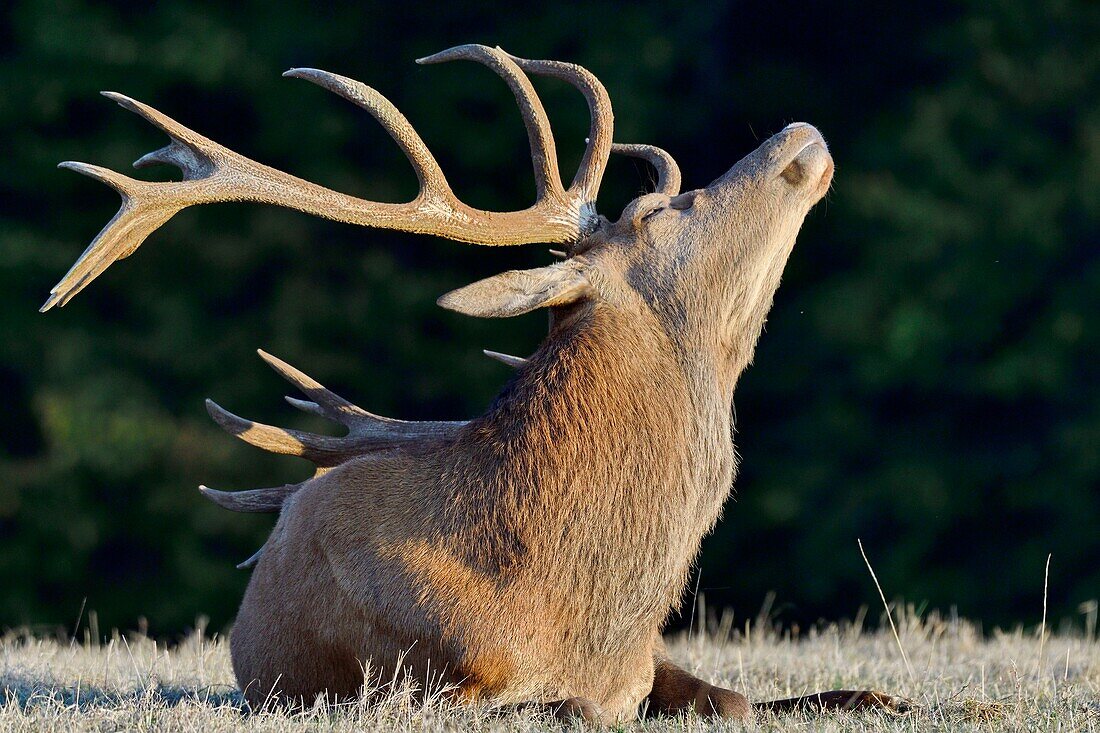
44;45;907;723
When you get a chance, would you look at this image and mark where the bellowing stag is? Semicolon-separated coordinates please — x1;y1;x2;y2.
45;45;906;723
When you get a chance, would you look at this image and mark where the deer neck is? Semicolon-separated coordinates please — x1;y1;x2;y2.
449;304;737;628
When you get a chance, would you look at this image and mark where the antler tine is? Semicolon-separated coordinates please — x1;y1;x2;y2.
44;91;300;311
206;398;360;465
104;91;213;152
210;352;467;466
483;349;528;368
44;159;179;312
611;143;682;196
236;544;266;570
256;349;470;439
200;483;300;513
255;349;369;423
285;396;328;418
418;45;562;200
282;68;452;198
508;53;614;202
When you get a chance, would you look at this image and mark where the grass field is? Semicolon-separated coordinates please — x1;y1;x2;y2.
2;609;1097;731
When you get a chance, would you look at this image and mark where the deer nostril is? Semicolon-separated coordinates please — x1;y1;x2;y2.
781;159;805;185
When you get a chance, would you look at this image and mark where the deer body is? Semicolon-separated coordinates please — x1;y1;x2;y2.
47;44;908;722
231;303;734;715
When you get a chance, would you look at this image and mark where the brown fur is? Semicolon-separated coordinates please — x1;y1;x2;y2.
47;47;909;722
649;657;751;720
228;123;838;720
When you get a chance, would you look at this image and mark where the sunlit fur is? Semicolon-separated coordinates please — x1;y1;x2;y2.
230;123;835;722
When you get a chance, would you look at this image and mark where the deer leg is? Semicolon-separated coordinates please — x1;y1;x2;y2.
647;658;910;720
513;697;606;724
548;697;606;723
754;689;913;714
645;658;750;720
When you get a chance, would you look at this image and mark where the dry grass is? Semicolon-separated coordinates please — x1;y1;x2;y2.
1;609;1098;731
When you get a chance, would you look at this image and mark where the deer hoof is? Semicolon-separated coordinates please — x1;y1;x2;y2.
551;696;604;724
696;684;751;720
862;690;916;713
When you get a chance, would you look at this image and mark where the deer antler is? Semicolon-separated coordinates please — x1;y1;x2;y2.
483;349;528;368
206;346;524;485
201;349;466;569
611;143;682;196
205;350;464;473
42;45;617;311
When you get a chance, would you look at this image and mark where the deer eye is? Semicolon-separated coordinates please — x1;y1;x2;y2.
641;206;665;221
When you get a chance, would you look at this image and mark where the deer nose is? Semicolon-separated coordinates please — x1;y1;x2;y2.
704;123;832;194
778;123;832;192
780;122;827;154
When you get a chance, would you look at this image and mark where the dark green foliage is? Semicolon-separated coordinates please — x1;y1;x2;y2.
0;0;1095;635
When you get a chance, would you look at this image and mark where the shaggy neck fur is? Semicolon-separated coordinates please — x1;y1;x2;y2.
442;302;739;652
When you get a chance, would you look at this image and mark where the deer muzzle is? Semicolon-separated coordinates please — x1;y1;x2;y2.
706;122;834;203
777;122;833;196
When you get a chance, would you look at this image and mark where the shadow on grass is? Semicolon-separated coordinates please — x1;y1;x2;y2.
0;673;246;712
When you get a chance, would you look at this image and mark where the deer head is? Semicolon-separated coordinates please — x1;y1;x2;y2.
438;122;832;384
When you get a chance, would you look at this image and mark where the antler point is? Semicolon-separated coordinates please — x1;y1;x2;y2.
132;151;158;169
282;68;318;80
483;349;529;368
99;91;131;106
416;44;480;66
256;348;292;373
237;547;264;570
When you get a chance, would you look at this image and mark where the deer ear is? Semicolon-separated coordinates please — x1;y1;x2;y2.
437;262;592;318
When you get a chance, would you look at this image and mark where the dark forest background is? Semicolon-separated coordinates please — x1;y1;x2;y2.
0;0;1097;637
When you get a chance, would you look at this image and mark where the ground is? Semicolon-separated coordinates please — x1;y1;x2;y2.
1;611;1097;731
